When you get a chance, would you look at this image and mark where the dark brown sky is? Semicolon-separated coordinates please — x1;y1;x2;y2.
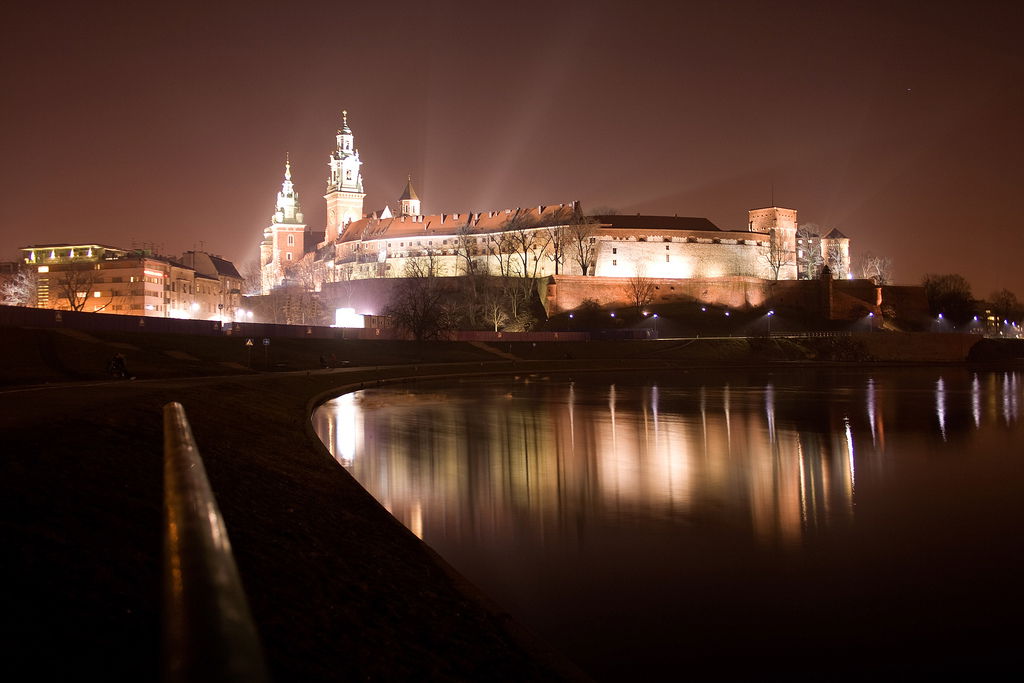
3;1;1022;296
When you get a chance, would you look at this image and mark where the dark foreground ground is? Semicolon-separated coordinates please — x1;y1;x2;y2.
2;326;1023;681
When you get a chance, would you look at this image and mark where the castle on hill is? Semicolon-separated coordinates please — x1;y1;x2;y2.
259;111;852;304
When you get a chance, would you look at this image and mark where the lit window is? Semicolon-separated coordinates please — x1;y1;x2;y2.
94;291;101;298
37;266;49;273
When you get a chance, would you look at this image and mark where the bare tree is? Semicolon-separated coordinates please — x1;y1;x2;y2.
453;219;480;277
54;263;111;311
240;259;263;296
763;238;793;281
922;273;975;325
482;288;511;331
860;252;893;285
485;231;517;277
384;266;455;341
281;256;324;324
566;211;598;276
989;288;1023;321
625;265;657;309
0;268;38;306
404;248;441;278
795;225;824;280
826;241;850;279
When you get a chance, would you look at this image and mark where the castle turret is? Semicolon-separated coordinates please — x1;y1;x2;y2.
324;110;366;242
748;206;798;280
398;176;420;216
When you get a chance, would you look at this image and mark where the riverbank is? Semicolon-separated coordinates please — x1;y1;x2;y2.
3;326;1023;680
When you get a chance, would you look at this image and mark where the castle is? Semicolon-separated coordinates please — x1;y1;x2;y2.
259;112;852;310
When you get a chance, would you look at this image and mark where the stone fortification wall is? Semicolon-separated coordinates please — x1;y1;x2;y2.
545;275;774;312
545;275;894;321
592;236;772;280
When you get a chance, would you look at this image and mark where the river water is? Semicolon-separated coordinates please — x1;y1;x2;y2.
313;368;1023;680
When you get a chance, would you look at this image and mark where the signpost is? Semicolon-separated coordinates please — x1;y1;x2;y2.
262;338;270;367
245;338;253;367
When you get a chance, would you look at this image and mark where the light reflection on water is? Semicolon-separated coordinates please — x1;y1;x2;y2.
313;368;1024;680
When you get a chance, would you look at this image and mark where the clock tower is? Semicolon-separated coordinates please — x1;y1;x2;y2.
324;110;366;243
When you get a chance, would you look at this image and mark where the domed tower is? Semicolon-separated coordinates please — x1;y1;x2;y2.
324;110;366;242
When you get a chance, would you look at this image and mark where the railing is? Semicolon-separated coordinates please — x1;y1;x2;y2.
162;402;270;683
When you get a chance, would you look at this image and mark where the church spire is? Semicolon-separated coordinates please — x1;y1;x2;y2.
399;175;420;216
274;154;303;224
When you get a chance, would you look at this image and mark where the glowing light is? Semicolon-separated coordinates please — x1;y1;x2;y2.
847;273;854;280
610;312;616;318
190;302;200;311
93;291;101;298
37;266;49;273
701;306;707;312
936;377;947;441
652;313;658;319
724;311;730;317
971;374;980;428
335;307;365;328
868;312;874;318
937;313;944;320
144;269;165;278
767;310;775;316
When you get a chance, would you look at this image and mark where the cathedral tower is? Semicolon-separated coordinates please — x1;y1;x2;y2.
324;110;365;243
260;155;307;294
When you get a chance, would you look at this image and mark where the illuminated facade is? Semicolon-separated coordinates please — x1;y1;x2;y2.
19;243;243;319
259;110;854;295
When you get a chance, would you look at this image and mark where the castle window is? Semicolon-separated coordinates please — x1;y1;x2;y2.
612;259;617;266
286;253;292;261
612;248;617;254
666;245;670;250
287;235;295;246
666;255;670;262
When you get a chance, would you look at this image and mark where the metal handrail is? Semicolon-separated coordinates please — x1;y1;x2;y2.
162;402;270;683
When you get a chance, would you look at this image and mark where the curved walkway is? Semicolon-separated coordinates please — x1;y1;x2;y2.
3;360;659;681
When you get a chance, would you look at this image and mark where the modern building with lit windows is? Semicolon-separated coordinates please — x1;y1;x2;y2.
19;243;243;320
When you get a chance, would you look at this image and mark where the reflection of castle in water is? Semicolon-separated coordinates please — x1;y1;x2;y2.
312;371;1022;546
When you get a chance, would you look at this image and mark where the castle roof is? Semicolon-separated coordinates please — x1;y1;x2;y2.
592;215;720;231
399;177;419;201
823;228;848;239
337;204;576;242
206;254;242;280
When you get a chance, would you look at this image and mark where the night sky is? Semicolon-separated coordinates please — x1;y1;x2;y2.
4;1;1022;296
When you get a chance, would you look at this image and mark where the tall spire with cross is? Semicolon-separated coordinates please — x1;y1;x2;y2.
274;152;303;224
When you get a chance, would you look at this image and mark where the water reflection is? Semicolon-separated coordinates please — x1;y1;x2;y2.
312;368;1024;680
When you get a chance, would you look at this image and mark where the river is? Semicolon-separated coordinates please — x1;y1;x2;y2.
313;367;1023;680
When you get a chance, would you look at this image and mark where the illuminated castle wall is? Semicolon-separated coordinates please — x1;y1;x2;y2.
258;111;853;299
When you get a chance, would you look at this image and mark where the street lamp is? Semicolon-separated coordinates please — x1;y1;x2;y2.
767;310;774;336
652;313;659;337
